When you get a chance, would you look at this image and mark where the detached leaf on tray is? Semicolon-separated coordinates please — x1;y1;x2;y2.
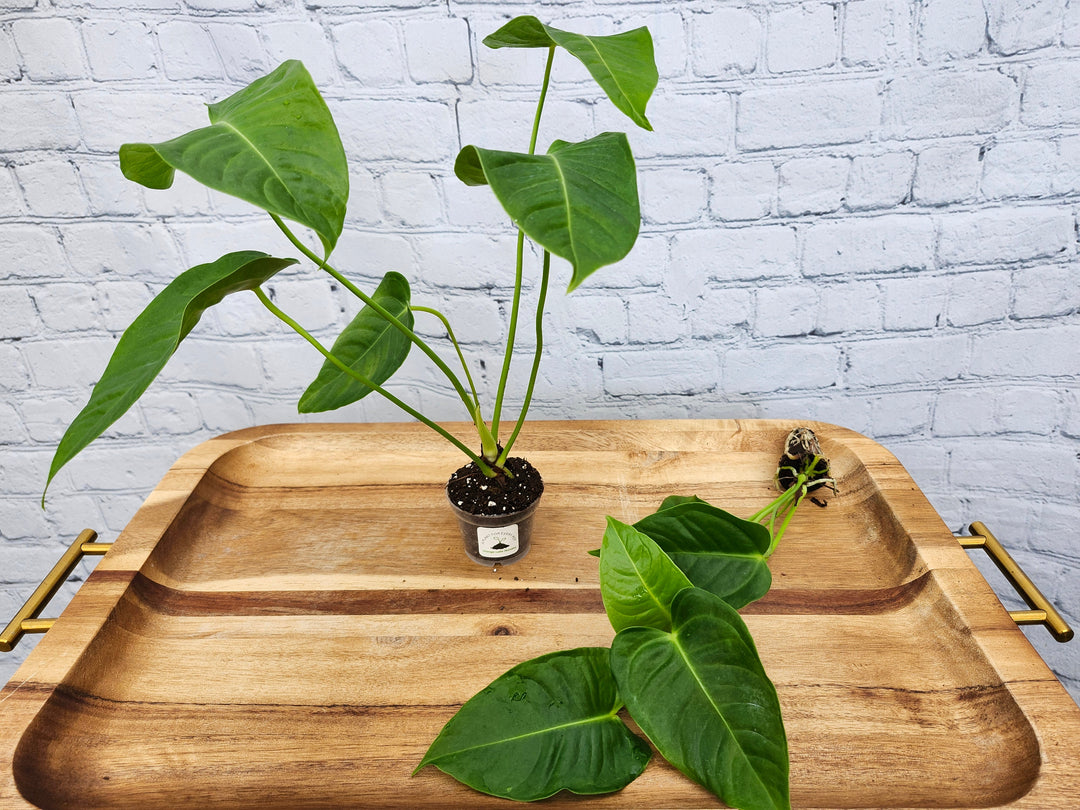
415;647;651;801
635;499;772;609
611;588;791;810
600;517;692;632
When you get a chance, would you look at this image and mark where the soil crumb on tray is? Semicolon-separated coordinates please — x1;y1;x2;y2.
447;457;544;516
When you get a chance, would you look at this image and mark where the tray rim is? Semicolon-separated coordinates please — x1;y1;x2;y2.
2;418;1079;810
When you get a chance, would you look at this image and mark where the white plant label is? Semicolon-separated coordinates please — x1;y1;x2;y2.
477;524;519;559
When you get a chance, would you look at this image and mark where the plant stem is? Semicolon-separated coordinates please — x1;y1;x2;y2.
490;46;557;441
749;472;809;557
411;305;480;410
270;214;476;420
497;250;550;465
254;286;497;477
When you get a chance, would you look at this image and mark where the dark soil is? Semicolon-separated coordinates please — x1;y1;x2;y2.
447;456;544;516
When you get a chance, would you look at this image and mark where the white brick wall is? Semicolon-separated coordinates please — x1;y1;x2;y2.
1;0;1078;707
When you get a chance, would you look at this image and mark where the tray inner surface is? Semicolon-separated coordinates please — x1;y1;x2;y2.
12;424;1041;808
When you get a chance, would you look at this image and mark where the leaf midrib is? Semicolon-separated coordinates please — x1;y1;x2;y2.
427;708;619;763
218;119;312;225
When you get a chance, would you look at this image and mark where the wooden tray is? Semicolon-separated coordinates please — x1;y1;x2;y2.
2;420;1078;809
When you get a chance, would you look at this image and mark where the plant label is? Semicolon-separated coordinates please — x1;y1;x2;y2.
478;525;520;559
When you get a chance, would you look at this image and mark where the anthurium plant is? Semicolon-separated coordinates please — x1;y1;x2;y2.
43;17;658;514
416;429;837;810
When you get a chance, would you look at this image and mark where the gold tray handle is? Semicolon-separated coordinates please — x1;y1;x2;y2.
958;521;1073;643
0;529;112;652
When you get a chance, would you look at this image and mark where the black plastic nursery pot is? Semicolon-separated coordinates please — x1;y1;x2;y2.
445;456;544;565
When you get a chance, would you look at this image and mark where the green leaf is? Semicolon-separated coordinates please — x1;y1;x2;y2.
635;500;772;609
483;16;657;130
416;647;651;801
120;61;348;256
45;252;298;498
611;588;790;810
600;517;692;632
297;272;412;413
455;133;639;291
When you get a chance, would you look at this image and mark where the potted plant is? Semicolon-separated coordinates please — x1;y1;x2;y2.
42;16;658;564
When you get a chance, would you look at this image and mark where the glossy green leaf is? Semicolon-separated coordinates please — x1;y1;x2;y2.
119;61;348;255
416;647;651;801
45;251;298;497
600;517;692;632
611;588;790;810
455;133;639;291
297;272;412;413
635;500;772;609
483;16;657;130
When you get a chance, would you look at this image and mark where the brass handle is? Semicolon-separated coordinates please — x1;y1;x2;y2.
0;529;112;652
957;521;1073;643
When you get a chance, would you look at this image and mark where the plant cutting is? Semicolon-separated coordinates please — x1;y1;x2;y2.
416;428;836;810
42;17;658;564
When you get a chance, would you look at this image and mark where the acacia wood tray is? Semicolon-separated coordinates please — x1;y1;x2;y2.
2;420;1078;809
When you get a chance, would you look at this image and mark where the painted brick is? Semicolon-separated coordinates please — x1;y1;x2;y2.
607;234;671;290
937;208;1074;266
985;0;1064;55
157;21;222;81
602;348;719;396
883;72;1017;139
970;324;1080;377
21;338;115;389
61;223;181;280
12;19;86;81
269;278;339;332
691;9;761;77
0;168;21;217
627;294;686;344
261;23;336;86
31;283;99;332
672;225;797;283
1066;0;1080;46
816;280;882;334
65;443;181;493
995;386;1060;434
802;214;935;276
946;270;1012;326
1021;61;1080;126
404;18;472;84
709;161;776;221
981;139;1056;199
934;389;997;436
0;224;68;281
333;20;403;85
724;343;840;392
1012;263;1080;318
778;156;849;216
918;0;987;60
413;233;515;289
871;390;932;437
1053;134;1080;194
0;344;29;392
641;168;707;225
626;92;731;159
691;287;754;338
0;25;21;80
755;284;819;337
78;162;143;217
0;400;27;444
82;20;156;80
73;91;206;153
913;143;982;205
14;160;89;218
737;80;880;150
882;275;949;330
1;94;81;151
378;171;443;227
566;294;626;344
767;4;837;73
846;152;914;210
950;439;1078;497
845;333;968;386
843;0;913;67
208;24;269;82
19;395;84;442
337;99;457;163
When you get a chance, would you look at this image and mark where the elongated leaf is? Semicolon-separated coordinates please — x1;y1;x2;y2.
611;588;790;810
635;500;772;609
120;61;348;255
484;16;656;130
600;517;692;632
455;133;639;291
45;252;298;497
297;272;412;413
416;647;651;801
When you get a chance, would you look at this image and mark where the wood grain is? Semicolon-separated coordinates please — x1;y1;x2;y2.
1;419;1078;809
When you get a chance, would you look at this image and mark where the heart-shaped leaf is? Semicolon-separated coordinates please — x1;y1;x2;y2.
455;133;639;291
297;271;412;413
120;61;348;256
600;517;692;632
635;500;772;609
45;251;298;498
483;16;656;130
416;646;651;801
611;588;791;810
